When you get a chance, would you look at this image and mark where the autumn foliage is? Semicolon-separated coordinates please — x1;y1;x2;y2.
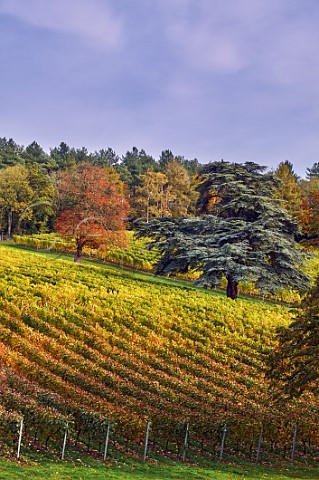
299;190;319;245
56;163;130;262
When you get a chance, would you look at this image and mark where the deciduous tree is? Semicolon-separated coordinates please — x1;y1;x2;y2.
0;165;33;237
134;170;168;221
297;178;319;244
164;159;198;217
274;161;302;219
21;164;57;233
134;161;198;220
0;164;57;236
56;163;129;263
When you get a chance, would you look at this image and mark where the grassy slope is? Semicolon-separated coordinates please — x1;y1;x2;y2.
0;457;319;480
0;244;318;471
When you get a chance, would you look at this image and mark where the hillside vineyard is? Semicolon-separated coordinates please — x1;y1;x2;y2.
0;245;318;461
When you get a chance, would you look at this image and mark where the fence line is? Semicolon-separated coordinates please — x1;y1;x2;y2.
2;413;318;465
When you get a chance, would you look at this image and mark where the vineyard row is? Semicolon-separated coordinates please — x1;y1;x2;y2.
1;410;319;465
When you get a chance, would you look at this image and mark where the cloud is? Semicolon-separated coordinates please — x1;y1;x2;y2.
0;0;124;49
168;23;245;74
158;0;319;87
162;4;246;74
263;28;319;90
0;0;318;179
155;0;319;112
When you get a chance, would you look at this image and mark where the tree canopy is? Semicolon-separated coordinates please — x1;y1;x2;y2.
137;161;310;299
306;162;319;179
133;159;198;221
117;147;157;195
274;161;302;219
56;163;130;263
0;137;23;168
269;276;319;396
1;134;319;250
0;164;56;237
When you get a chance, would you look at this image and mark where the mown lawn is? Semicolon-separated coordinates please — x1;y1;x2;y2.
0;457;318;480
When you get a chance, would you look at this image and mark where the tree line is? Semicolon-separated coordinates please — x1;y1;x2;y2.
0;138;201;236
1;136;319;237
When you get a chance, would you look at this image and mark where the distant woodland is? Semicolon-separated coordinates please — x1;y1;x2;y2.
0;136;319;243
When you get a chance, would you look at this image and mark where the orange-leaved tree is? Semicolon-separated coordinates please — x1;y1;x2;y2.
56;163;130;263
298;178;319;245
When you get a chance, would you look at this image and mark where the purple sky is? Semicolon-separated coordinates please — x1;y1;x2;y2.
0;0;318;177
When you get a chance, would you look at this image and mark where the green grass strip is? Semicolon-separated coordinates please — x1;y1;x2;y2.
0;457;319;480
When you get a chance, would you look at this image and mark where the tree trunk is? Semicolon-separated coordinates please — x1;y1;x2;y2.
226;276;238;299
74;240;85;263
7;211;13;238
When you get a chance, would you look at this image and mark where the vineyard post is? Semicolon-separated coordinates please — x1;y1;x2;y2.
103;423;111;461
291;424;298;464
219;423;227;461
256;427;263;463
143;421;151;461
61;422;69;460
17;418;23;460
181;423;190;462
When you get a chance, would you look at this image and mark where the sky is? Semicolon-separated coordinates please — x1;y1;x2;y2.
0;0;318;178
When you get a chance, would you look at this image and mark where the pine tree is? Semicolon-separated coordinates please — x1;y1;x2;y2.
269;276;319;396
117;147;157;196
137;161;310;299
23;141;56;172
50;142;76;170
0;137;23;168
306;162;319;179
